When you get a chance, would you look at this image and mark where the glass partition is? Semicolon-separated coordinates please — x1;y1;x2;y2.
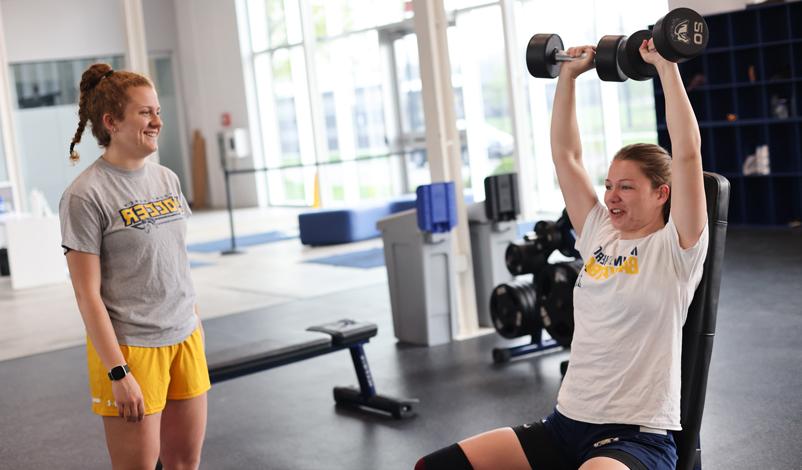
10;56;125;210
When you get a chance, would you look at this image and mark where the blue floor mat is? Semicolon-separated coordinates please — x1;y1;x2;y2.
187;231;297;253
190;260;215;269
304;247;385;269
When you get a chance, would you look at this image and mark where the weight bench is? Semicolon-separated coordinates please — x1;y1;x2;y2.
298;205;391;246
157;320;416;469
674;172;730;470
206;319;417;419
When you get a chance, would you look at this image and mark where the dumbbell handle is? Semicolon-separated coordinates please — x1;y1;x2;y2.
551;49;588;62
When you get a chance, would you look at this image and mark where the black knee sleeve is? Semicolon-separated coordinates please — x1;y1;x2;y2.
415;443;473;470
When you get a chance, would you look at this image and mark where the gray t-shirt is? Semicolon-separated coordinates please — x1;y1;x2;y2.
59;157;197;347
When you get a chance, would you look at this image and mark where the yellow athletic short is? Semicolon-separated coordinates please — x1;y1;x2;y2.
86;327;211;416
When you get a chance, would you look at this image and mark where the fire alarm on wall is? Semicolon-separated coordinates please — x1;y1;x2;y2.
221;112;232;127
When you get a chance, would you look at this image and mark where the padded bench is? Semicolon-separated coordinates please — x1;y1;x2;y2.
298;205;391;246
298;193;472;246
206;319;417;419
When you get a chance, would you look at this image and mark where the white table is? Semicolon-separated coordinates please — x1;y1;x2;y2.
0;213;67;289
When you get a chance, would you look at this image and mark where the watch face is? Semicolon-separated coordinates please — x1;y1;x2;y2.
109;365;128;380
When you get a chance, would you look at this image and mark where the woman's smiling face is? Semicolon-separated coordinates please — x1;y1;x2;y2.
604;159;669;237
109;86;162;158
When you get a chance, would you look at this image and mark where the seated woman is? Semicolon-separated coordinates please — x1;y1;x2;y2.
414;38;708;470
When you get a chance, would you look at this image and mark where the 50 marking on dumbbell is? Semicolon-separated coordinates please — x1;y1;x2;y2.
526;8;709;81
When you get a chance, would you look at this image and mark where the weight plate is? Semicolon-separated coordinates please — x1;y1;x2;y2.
652;7;709;62
596;35;628;82
527;33;564;78
490;280;538;339
536;262;581;347
619;30;658;81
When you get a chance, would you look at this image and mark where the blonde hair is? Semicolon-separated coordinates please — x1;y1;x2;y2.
69;63;153;163
613;143;672;222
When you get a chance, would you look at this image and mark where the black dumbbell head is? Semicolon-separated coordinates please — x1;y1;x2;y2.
527;33;564;78
652;7;709;62
596;35;628;82
618;30;658;81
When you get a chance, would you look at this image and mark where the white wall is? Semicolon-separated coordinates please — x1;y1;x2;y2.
173;0;258;208
15;105;100;210
1;0;125;62
143;0;178;53
668;0;749;15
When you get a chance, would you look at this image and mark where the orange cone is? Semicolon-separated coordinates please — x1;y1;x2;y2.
312;170;321;208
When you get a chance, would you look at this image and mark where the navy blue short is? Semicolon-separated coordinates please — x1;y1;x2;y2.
512;409;678;470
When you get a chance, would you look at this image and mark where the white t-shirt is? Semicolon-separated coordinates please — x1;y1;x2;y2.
556;202;709;430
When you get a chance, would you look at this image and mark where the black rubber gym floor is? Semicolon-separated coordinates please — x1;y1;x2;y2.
0;228;800;469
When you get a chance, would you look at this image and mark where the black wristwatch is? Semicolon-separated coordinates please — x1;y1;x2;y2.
107;364;130;381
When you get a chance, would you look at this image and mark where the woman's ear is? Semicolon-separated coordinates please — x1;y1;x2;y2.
658;184;671;203
102;113;116;134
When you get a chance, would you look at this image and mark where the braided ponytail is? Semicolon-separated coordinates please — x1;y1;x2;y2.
69;92;90;164
69;63;120;163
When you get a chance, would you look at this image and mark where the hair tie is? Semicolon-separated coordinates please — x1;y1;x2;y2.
90;69;114;90
68;142;80;164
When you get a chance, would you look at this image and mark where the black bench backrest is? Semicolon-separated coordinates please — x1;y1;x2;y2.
675;172;730;470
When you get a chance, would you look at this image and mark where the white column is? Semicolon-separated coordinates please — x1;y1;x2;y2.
412;0;479;339
331;44;359;203
122;0;150;75
500;0;538;219
455;14;488;202
600;82;623;165
298;0;329;205
379;31;408;194
122;0;157;163
0;3;24;211
235;0;268;207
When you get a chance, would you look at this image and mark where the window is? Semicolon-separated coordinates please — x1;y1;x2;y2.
244;0;666;209
248;0;407;206
11;56;125;109
515;0;667;212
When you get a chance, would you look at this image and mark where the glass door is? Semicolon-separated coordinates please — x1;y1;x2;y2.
383;27;430;191
379;5;515;199
148;54;191;198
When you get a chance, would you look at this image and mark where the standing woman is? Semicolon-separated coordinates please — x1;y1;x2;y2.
59;63;209;470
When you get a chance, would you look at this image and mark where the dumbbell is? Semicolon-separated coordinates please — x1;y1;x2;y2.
526;7;709;81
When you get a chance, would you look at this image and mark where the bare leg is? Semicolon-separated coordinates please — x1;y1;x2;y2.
103;414;161;470
579;457;631;470
458;427;531;470
159;393;207;470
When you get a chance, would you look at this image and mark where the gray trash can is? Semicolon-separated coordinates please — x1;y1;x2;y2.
468;202;518;327
377;209;458;346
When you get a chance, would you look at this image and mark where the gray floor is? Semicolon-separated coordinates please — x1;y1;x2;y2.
1;228;801;469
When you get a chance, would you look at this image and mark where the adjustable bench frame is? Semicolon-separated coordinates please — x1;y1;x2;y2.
156;321;415;470
208;321;417;419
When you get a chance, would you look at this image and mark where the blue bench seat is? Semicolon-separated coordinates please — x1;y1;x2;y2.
298;204;392;246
